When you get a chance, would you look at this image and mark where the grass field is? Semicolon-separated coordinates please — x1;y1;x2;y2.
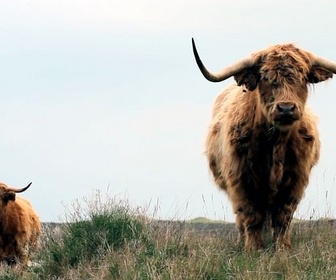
1;192;336;280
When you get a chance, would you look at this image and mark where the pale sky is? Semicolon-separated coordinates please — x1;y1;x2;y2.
1;0;336;222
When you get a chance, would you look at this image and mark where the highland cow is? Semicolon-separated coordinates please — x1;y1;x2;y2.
192;38;336;250
0;182;41;265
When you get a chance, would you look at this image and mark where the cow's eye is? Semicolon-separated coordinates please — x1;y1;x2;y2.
272;82;279;89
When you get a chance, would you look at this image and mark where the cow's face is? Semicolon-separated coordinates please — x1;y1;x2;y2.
0;184;15;206
257;70;308;130
234;44;333;130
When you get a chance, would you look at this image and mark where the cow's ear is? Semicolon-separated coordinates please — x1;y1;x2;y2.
3;192;15;204
234;66;261;91
308;66;333;83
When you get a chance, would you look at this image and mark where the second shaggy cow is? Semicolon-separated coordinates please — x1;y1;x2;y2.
0;181;41;265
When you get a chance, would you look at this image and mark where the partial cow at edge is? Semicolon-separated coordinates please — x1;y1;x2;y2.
0;181;41;265
192;38;336;251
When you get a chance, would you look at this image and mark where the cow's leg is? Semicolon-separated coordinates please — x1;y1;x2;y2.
235;204;265;251
235;211;245;246
244;209;265;251
16;248;29;265
271;196;299;249
14;234;29;265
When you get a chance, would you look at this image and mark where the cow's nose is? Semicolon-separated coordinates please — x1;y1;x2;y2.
277;103;295;115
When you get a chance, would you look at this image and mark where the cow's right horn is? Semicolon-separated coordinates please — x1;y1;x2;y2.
192;38;255;82
8;182;32;193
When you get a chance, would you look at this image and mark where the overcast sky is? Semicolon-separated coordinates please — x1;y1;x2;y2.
1;0;336;222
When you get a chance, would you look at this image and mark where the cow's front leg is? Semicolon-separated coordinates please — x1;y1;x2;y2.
235;204;265;251
235;210;245;246
271;196;298;249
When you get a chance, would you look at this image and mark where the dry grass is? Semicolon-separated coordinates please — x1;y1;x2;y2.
0;193;336;279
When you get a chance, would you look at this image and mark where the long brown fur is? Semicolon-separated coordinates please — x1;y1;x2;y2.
0;182;41;265
205;44;331;251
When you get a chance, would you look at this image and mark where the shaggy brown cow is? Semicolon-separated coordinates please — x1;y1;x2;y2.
192;39;336;251
0;181;41;265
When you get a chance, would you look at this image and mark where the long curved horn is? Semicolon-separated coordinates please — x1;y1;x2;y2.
7;182;32;193
314;56;336;74
192;38;255;82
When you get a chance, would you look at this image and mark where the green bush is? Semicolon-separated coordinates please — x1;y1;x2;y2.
0;273;20;280
40;192;148;277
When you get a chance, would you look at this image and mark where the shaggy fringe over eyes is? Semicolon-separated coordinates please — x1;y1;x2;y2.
256;44;313;84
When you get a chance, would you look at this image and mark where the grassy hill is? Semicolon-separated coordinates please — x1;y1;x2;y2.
1;194;336;279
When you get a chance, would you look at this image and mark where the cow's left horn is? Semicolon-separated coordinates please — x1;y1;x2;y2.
314;56;336;74
192;38;255;82
8;182;32;193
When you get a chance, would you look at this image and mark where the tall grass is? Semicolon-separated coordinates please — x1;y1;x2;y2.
0;191;336;279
